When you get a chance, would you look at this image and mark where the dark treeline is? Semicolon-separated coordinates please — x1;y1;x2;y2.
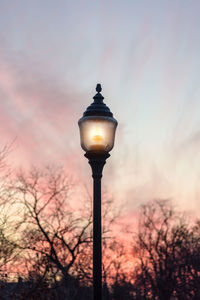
0;151;200;299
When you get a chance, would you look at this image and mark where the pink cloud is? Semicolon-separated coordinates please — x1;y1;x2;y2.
0;42;84;170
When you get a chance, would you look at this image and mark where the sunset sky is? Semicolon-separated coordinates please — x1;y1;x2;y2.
0;1;200;214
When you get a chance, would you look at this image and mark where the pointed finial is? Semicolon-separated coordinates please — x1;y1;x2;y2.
96;83;102;93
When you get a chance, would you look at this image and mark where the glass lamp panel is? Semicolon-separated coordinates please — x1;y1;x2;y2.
78;116;117;152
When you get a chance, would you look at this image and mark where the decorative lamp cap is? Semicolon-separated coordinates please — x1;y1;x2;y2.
83;84;113;117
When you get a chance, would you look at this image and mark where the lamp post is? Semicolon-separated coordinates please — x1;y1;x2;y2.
78;84;118;300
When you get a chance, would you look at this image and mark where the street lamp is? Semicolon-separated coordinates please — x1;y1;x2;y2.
78;84;118;300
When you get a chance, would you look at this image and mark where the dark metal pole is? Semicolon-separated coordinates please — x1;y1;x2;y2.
85;152;110;300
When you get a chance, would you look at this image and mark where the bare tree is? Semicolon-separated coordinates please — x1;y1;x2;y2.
13;166;93;299
0;144;20;277
133;200;200;300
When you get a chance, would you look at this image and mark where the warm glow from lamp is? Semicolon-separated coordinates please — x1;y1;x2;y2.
79;116;117;153
93;134;103;143
91;127;104;142
89;125;105;151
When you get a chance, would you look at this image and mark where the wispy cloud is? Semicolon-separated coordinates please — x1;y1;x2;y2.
0;41;83;168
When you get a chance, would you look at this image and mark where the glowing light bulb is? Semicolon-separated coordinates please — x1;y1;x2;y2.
92;129;103;143
90;127;105;151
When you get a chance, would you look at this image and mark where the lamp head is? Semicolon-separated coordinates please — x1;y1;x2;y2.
78;84;118;154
